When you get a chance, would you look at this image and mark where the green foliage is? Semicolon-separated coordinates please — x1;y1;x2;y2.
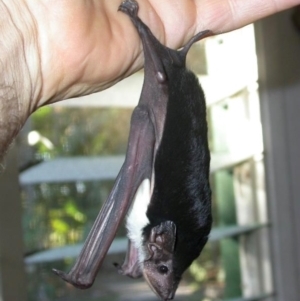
31;107;132;159
22;181;116;252
22;106;226;300
23;107;133;300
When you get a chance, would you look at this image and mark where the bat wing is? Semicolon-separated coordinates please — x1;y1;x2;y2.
53;105;156;288
114;239;143;278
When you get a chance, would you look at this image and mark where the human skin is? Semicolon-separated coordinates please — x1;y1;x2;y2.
0;0;299;160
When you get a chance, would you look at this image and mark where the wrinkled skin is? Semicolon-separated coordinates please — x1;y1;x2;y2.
0;0;298;160
17;0;300;106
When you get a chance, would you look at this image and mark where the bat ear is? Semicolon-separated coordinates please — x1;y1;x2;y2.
149;221;176;253
147;242;162;259
144;222;178;300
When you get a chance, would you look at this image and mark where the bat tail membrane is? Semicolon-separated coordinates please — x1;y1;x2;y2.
53;105;156;288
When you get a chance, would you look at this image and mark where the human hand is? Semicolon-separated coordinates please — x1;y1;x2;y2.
0;0;298;159
27;0;298;106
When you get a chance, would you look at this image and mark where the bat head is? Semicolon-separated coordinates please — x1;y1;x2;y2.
143;221;178;300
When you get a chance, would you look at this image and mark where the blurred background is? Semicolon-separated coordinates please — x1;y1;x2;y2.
1;7;300;301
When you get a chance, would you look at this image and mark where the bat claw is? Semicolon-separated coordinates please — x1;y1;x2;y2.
118;0;139;17
52;268;74;285
113;262;126;276
52;268;93;289
113;262;121;270
52;268;67;279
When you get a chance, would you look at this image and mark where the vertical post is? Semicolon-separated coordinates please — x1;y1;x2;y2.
215;170;242;298
0;145;27;301
255;8;300;301
233;159;273;298
210;98;243;298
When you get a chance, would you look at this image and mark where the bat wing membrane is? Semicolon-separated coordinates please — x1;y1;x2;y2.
53;105;156;288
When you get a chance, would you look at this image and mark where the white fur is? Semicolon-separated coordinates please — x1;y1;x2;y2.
126;178;151;262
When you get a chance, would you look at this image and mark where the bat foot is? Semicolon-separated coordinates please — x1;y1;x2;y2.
118;0;138;18
52;268;93;289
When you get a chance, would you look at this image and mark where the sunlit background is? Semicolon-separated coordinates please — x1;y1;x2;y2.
17;24;272;301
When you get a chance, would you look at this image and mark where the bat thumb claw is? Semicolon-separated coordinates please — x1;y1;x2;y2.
52;268;68;280
113;262;120;268
113;262;124;275
52;268;93;289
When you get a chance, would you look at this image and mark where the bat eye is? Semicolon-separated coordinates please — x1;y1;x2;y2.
158;265;169;274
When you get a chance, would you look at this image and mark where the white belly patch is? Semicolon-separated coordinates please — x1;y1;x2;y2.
126;178;151;262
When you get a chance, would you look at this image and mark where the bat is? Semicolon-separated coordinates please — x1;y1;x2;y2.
53;0;212;300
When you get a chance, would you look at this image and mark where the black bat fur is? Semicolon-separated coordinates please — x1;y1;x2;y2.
53;0;212;300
